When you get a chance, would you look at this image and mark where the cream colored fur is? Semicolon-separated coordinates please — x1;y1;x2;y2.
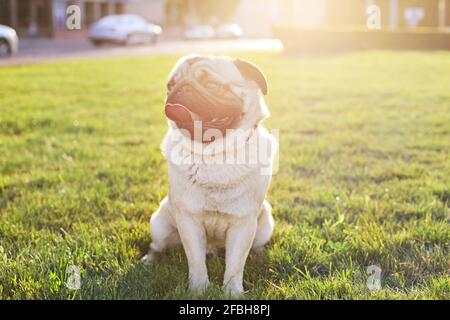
141;55;277;296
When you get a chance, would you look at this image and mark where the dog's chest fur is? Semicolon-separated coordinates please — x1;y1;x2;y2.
162;127;274;218
170;161;259;215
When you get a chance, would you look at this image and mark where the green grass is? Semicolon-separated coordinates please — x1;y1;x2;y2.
0;51;449;300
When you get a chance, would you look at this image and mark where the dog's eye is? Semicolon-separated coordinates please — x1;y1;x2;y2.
205;81;219;90
197;70;209;83
223;90;235;98
207;82;229;97
197;71;229;95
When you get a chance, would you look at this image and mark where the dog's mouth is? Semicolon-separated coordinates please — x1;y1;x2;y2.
164;76;243;143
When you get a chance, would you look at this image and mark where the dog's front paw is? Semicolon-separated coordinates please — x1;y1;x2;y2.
190;276;210;295
140;251;156;265
223;281;244;297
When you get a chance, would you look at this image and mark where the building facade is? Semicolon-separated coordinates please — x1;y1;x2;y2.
0;0;449;38
0;0;164;37
235;0;450;36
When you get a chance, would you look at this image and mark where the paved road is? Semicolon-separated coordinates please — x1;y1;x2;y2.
0;38;282;66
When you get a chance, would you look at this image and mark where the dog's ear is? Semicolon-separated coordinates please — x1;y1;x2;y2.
234;58;268;95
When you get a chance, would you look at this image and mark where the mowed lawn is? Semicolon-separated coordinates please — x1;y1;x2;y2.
0;51;449;300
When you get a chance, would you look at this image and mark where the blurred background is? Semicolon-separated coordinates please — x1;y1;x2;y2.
0;1;449;300
0;0;450;62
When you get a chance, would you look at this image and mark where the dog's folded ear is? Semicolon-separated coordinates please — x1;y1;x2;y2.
234;58;268;95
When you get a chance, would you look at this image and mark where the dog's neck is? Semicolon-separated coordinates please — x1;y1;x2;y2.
169;124;259;160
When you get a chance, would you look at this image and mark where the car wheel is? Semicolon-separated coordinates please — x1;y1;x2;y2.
91;39;104;46
150;34;158;45
125;34;139;46
0;39;11;58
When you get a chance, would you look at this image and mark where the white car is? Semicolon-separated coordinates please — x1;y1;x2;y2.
184;25;215;40
0;25;18;57
215;24;243;39
89;14;162;46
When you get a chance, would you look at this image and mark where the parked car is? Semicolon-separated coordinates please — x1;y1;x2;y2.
89;14;161;46
0;24;18;57
184;25;215;40
215;24;243;39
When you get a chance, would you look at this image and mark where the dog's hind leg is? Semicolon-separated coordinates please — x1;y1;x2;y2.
252;200;274;252
141;197;180;265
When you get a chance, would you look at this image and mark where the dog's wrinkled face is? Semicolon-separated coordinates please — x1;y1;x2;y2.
165;55;269;142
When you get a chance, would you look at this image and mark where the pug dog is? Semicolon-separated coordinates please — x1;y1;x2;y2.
141;54;277;296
